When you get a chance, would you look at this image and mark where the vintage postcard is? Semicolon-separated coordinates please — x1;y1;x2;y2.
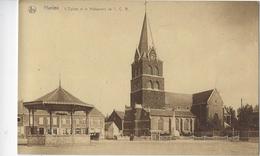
18;0;259;155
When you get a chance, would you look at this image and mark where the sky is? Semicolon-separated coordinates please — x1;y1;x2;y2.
19;1;258;115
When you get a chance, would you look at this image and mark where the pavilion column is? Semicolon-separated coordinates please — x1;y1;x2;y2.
28;109;31;127
190;119;192;132
32;109;35;128
85;111;89;135
182;118;184;133
188;118;190;132
28;109;31;134
122;119;124;135
70;111;74;135
49;111;53;135
178;118;181;132
171;116;175;133
58;115;62;135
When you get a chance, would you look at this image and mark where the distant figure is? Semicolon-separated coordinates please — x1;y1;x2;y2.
130;133;134;141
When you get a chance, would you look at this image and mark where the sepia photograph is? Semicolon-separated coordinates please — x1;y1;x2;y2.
18;0;259;155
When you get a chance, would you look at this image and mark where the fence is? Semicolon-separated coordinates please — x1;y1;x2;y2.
194;130;240;137
138;134;240;141
131;130;258;142
239;130;259;141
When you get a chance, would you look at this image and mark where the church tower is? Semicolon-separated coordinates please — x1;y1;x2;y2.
130;13;165;109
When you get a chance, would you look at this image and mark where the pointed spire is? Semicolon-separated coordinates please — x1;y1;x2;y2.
137;2;155;60
138;13;149;56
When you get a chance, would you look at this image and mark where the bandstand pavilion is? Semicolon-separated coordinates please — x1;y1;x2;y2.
23;83;94;145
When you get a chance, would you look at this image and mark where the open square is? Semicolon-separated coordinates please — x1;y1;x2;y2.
18;140;259;155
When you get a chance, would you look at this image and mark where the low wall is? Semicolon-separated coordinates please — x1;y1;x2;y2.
27;135;45;145
27;135;90;146
45;135;90;146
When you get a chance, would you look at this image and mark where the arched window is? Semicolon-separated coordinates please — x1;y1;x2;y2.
176;118;179;131
148;65;153;75
151;117;157;130
158;117;164;131
184;119;189;131
154;66;159;75
135;69;138;77
154;81;160;90
138;68;141;75
147;80;153;89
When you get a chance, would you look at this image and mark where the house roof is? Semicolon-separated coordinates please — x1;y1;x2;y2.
165;92;192;108
192;89;214;104
175;110;196;117
114;110;125;120
89;107;105;118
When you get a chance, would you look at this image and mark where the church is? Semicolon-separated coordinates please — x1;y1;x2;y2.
123;12;224;137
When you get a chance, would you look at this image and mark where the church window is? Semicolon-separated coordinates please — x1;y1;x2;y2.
147;80;153;89
148;65;153;75
151;118;157;130
184;119;189;131
135;82;139;89
138;67;141;75
176;118;179;131
158;117;164;131
154;66;159;75
154;81;160;90
135;69;138;77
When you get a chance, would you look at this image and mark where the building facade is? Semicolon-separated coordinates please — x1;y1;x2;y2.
192;89;224;131
105;121;121;139
106;110;125;135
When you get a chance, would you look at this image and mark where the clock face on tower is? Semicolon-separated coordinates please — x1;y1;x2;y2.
149;50;156;60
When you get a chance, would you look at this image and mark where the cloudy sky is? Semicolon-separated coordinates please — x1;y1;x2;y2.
19;1;258;115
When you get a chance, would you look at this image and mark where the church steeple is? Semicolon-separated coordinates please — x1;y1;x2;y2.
136;8;156;61
131;4;165;109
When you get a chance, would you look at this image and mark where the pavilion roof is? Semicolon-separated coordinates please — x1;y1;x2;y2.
23;86;93;111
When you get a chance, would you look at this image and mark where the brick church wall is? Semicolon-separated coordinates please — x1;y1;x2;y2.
207;90;224;126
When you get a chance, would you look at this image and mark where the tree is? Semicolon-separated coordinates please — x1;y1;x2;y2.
224;106;238;129
105;113;110;122
237;104;253;130
253;105;259;112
